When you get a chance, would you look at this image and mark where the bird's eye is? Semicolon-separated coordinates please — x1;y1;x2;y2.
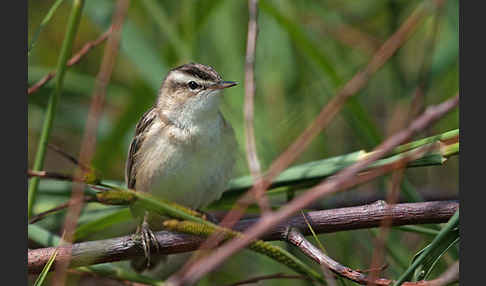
188;81;200;90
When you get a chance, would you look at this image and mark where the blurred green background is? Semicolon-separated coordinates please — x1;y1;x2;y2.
28;0;459;285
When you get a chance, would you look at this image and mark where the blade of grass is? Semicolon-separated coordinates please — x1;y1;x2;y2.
33;249;58;286
28;0;66;56
411;228;459;281
28;0;86;219
390;129;458;155
74;208;131;241
29;224;61;247
301;211;327;253
393;210;459;285
394;225;440;237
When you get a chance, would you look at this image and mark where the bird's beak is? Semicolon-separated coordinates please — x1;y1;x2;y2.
209;81;238;90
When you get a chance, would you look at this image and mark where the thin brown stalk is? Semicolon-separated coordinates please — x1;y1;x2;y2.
28;26;113;95
28;170;77;182
367;169;404;284
243;0;270;214
169;93;458;285
51;1;130;285
28;197;97;224
27;169;106;193
48;143;91;172
28;200;457;273
423;261;459;286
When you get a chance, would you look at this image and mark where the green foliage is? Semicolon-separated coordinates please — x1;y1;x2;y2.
394;210;459;285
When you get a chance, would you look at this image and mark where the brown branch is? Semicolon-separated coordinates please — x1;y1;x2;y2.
28;26;113;95
172;92;458;285
284;228;456;286
28;200;457;274
28;170;77;182
52;1;130;285
243;0;269;213
27;169;107;194
285;227;388;285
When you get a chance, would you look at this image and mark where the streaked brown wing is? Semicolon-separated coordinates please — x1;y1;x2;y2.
125;106;158;189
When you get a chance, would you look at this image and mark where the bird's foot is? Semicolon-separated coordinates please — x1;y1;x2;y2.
134;213;160;268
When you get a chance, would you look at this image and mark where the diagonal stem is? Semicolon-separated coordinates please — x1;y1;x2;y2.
28;0;86;219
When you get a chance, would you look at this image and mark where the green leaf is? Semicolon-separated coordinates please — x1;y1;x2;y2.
394;225;440;237
29;224;61;247
394;210;459;285
411;228;459;281
74;208;132;241
227;150;366;192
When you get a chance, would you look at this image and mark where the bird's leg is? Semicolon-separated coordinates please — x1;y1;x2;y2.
135;211;160;267
196;209;219;224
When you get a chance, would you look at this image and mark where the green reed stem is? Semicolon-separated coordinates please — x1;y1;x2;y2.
28;0;85;218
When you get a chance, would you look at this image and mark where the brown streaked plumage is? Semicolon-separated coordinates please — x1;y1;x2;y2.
124;63;238;271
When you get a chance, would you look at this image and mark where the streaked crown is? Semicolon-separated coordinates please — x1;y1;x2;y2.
156;63;237;123
171;62;222;82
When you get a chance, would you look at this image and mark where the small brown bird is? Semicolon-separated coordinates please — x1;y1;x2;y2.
125;62;238;268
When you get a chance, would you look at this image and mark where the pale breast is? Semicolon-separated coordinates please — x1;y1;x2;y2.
134;115;237;209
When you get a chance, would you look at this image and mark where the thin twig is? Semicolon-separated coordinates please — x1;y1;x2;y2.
27;169;107;193
243;0;269;214
171;93;458;285
51;1;130;285
28;26;113;95
367;169;404;284
285;227;388;285
28;170;77;182
28;197;97;224
284;228;454;286
28;200;457;274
